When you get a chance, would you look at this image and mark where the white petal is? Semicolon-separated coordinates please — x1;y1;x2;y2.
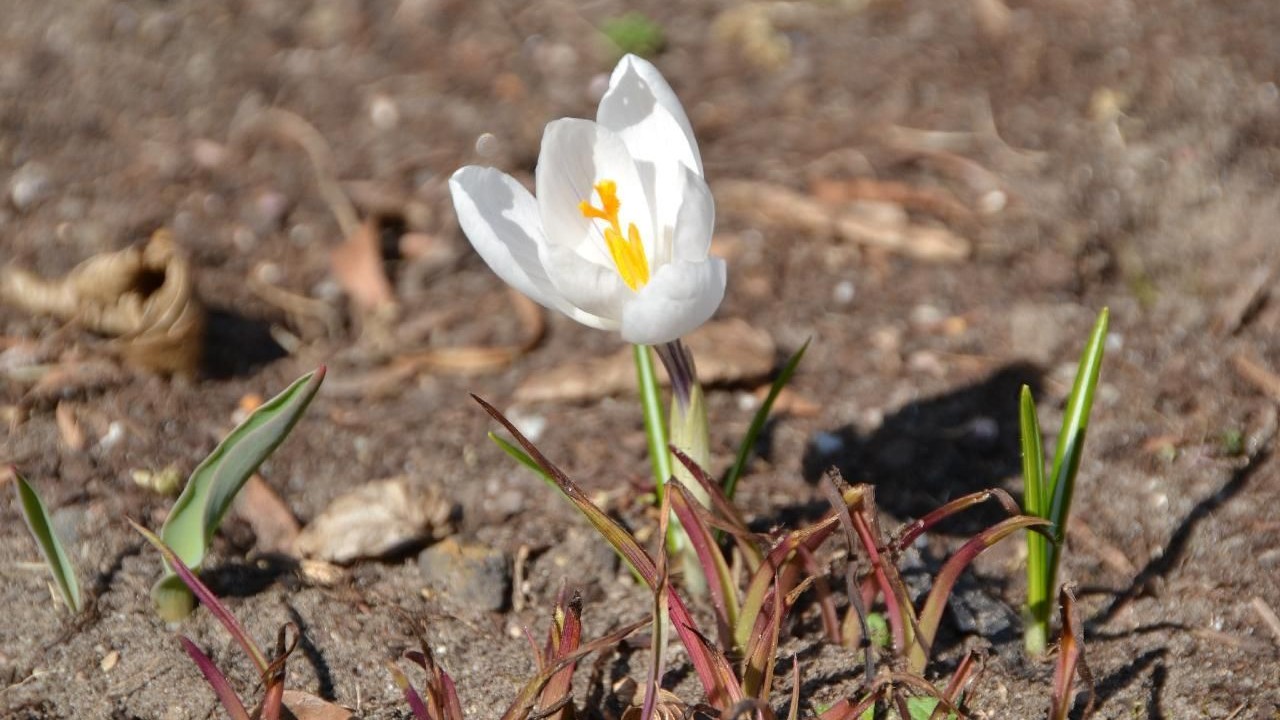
600;55;702;176
540;241;632;322
671;167;715;263
620;258;726;345
536;118;654;268
449;166;572;313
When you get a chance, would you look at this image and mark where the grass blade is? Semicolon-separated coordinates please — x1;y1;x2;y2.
179;636;252;720
489;432;555;489
130;519;269;673
723;340;808;500
911;515;1052;672
634;345;673;496
539;588;583;718
1050;585;1093;720
9;468;82;613
387;661;431;720
155;367;325;620
1020;385;1051;654
668;481;739;647
672;447;764;571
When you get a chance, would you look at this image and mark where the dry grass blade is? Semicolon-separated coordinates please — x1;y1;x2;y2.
672;447;763;570
668;480;738;648
1050;585;1093;720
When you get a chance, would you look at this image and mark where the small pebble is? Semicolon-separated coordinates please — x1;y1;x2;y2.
9;162;53;211
832;279;856;305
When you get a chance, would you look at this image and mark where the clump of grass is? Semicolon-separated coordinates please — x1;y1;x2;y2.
1021;308;1108;655
478;395;1064;719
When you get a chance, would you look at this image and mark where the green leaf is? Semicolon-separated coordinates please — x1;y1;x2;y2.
723;340;808;500
1020;385;1051;655
10;468;82;613
1047;308;1109;541
489;432;555;489
154;367;325;620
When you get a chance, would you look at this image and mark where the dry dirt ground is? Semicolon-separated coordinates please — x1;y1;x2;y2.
3;0;1280;718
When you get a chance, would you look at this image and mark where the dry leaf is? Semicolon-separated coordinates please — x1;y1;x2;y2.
294;477;455;564
0;230;205;375
515;319;775;403
233;474;302;555
55;401;85;451
280;690;356;720
717;179;970;262
330;217;396;313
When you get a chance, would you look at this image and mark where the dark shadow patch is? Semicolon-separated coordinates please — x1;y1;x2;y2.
203;553;299;598
802;363;1043;533
200;307;288;380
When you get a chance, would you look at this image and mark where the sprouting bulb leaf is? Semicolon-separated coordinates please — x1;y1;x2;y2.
9;468;82;613
153;367;325;620
723;339;808;500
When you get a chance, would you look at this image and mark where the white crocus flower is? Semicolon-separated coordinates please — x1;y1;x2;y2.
449;54;725;346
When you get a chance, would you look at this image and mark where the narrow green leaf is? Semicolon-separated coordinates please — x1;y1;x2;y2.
1020;385;1051;655
155;367;325;618
10;468;82;613
723;340;808;500
1047;308;1109;542
633;345;672;497
489;432;555;488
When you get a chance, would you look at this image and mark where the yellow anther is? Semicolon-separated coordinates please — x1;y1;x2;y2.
579;180;650;291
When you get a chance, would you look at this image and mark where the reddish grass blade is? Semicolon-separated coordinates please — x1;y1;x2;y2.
129;519;269;673
736;515;839;651
1050;585;1093;720
387;661;432;720
741;580;784;700
911;515;1052;672
475;395;739;707
256;623;298;720
672;447;765;570
787;657;801;720
539;588;583;719
893;489;1022;552
641;492;672;720
793;544;842;644
941;650;982;706
669;480;738;647
179;636;252;720
500;618;650;720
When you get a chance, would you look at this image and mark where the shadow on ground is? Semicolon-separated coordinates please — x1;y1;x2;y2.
802;363;1043;533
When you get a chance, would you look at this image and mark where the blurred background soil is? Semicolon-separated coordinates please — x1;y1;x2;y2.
2;0;1279;717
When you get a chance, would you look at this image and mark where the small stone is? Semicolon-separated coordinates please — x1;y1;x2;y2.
418;537;511;613
100;650;119;673
9;162;53;211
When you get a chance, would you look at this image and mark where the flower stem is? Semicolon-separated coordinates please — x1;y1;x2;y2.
633;344;672;503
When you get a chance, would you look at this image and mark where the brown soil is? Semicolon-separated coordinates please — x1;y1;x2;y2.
3;0;1280;718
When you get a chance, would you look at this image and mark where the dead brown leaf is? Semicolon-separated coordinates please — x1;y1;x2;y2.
716;180;970;262
515;319;775;403
330;217;397;314
233;474;302;556
55;401;85;451
294;477;456;564
280;690;355;720
0;230;204;375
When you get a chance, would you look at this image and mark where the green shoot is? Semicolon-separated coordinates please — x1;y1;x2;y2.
1023;307;1109;654
9;468;83;613
153;367;325;621
723;339;808;500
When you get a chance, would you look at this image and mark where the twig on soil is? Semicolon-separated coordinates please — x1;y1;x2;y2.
1249;596;1280;647
228;108;360;238
1213;266;1273;335
1229;352;1280;402
1067;517;1137;576
246;269;344;341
